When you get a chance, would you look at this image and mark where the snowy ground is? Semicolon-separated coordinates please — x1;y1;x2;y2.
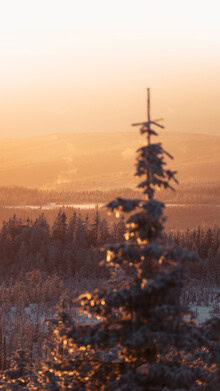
2;281;219;362
183;283;220;324
191;305;213;323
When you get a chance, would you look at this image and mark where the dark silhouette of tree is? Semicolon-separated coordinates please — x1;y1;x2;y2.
89;205;101;246
66;212;77;242
75;214;88;248
100;218;111;243
116;214;126;241
52;210;67;243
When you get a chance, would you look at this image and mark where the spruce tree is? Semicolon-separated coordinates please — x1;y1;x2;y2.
35;90;220;390
89;206;101;246
52;210;67;243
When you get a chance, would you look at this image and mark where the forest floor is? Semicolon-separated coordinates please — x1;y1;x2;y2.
181;283;220;324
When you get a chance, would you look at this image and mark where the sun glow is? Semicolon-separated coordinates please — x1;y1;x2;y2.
0;0;220;138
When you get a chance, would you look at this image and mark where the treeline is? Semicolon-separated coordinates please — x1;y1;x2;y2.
0;210;125;279
166;225;220;283
0;204;219;232
0;182;219;206
0;210;219;283
0;186;140;206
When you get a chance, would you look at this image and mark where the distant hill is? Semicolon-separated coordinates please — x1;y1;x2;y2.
0;130;219;189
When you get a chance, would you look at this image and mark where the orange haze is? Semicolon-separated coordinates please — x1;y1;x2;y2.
0;0;220;138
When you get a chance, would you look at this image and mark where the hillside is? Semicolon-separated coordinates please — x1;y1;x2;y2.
0;130;220;189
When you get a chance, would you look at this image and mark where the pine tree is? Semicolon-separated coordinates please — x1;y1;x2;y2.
89;205;101;246
100;218;110;243
67;212;77;242
34;90;220;390
75;214;88;248
52;210;67;243
116;214;126;241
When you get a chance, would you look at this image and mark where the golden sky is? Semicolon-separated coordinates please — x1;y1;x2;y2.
0;0;220;137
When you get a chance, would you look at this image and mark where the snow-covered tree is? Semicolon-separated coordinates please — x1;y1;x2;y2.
30;90;220;390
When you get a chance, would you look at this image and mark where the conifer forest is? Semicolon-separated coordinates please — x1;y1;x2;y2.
0;89;218;390
2;0;220;388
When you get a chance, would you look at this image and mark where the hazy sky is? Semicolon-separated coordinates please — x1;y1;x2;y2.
0;0;220;138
